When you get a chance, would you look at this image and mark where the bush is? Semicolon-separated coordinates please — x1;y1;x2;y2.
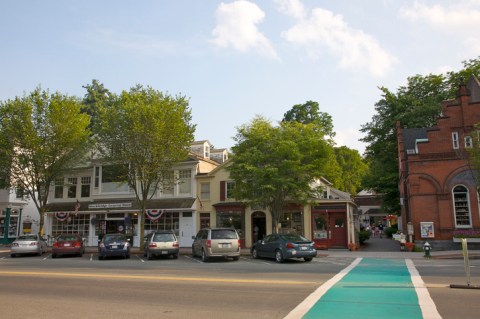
359;230;371;244
384;225;398;238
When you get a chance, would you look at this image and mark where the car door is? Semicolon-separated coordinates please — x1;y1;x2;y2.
258;234;275;258
193;230;205;255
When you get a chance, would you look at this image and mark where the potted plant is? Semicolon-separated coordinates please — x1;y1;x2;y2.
405;242;415;252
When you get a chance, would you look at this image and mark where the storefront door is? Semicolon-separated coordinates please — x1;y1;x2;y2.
179;212;194;247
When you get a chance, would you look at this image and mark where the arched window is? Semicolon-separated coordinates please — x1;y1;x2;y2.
452;185;471;227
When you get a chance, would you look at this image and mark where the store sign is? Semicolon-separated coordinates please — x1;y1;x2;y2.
88;203;132;209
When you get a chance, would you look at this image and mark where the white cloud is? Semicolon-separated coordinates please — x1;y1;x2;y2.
211;1;279;60
281;7;397;77
400;0;480;29
273;0;306;19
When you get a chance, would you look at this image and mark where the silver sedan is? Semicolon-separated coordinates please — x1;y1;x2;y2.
10;234;48;257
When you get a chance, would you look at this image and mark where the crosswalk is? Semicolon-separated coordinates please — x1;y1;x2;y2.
285;258;442;319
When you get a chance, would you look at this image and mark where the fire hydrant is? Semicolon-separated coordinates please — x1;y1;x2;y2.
423;241;432;258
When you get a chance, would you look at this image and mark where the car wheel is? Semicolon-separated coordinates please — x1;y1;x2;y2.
172;254;178;259
52;253;57;259
275;250;284;263
252;247;258;259
147;250;153;260
201;249;209;262
126;254;130;259
192;246;196;258
98;255;104;260
232;256;239;261
304;257;313;262
78;252;83;257
10;254;15;258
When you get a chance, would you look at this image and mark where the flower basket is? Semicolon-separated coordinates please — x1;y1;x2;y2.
452;230;480;242
405;242;414;252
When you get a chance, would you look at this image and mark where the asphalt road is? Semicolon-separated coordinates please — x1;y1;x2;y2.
1;251;480;318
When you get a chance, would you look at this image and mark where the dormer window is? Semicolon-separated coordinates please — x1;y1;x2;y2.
205;145;210;158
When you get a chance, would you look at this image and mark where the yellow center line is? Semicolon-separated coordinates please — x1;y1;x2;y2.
0;270;320;285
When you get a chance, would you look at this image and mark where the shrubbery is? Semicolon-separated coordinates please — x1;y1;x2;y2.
359;230;371;244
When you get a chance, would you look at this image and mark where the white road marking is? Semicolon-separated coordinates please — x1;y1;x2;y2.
283;257;362;319
406;259;442;319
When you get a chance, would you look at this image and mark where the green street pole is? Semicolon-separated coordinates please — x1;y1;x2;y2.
17;208;22;237
2;207;11;244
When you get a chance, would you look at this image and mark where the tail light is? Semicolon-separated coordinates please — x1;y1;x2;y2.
74;242;82;248
172;242;179;248
206;240;211;248
238;239;241;249
148;243;157;248
286;242;295;249
30;242;38;246
99;243;105;248
53;242;59;247
11;243;18;247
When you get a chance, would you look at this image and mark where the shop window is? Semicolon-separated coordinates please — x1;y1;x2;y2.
313;216;327;239
453;185;471;227
279;212;304;235
216;211;244;239
200;213;210;229
144;212;179;236
51;213;89;238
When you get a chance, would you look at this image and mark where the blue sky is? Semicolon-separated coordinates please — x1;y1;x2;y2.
1;0;480;154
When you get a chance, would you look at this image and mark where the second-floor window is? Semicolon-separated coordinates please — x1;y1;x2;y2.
179;170;191;194
200;182;210;200
226;181;235;199
101;164;129;193
465;136;473;148
67;177;77;198
81;177;91;198
54;178;64;198
452;132;459;149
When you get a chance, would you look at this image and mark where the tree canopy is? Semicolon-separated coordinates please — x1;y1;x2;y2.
96;85;195;248
0;88;91;233
228;116;335;233
361;57;480;214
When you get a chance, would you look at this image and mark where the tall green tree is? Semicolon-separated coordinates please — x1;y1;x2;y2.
0;88;91;234
81;79;113;131
361;57;480;214
333;146;369;194
97;85;195;249
282;100;336;143
228;116;335;233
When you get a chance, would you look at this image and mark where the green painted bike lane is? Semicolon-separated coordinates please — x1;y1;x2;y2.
302;258;426;319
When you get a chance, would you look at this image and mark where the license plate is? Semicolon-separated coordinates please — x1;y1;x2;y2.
111;245;118;249
221;244;230;248
300;246;307;250
161;251;168;254
64;243;71;247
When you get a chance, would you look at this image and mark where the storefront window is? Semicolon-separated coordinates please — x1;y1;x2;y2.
200;213;210;229
313;216;327;240
51;213;90;238
144;212;179;236
279;212;304;235
216;211;244;239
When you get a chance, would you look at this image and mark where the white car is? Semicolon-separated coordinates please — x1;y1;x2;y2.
10;234;48;257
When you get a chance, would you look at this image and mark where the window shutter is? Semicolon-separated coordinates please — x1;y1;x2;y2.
220;181;225;201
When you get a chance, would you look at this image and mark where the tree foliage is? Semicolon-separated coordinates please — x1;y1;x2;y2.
333;146;369;194
0;88;91;233
96;85;195;248
82;79;114;131
228;116;334;233
361;57;480;214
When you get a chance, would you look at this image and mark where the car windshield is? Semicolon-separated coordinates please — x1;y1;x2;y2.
17;235;37;241
153;233;175;242
104;235;126;244
279;234;309;242
211;229;237;239
58;235;79;241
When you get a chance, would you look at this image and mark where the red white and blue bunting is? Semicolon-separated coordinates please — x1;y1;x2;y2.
55;212;69;222
146;209;165;221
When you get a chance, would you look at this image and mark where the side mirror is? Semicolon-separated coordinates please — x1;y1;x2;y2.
192;236;196;240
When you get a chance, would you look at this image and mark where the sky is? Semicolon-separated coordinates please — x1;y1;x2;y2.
1;0;480;154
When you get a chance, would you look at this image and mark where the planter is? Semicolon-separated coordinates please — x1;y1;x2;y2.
453;237;480;243
405;243;414;252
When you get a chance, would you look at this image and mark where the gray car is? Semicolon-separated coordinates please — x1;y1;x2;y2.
251;233;317;263
10;234;48;257
192;228;241;262
144;230;179;260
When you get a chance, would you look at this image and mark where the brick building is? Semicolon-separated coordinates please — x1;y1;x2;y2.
397;76;480;250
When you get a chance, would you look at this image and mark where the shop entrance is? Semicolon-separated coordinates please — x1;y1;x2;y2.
251;211;266;244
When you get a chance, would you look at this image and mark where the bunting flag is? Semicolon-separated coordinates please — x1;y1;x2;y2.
55;212;69;222
146;209;165;221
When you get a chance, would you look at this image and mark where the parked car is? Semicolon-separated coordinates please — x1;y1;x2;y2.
251;233;317;263
52;234;85;258
192;228;241;262
144;230;179;260
10;234;48;257
98;233;130;260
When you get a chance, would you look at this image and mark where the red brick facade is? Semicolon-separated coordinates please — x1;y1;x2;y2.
397;76;480;249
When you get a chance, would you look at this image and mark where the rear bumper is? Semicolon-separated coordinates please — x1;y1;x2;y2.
149;248;179;256
206;249;241;258
52;247;84;255
284;249;317;259
11;247;41;255
99;248;130;257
